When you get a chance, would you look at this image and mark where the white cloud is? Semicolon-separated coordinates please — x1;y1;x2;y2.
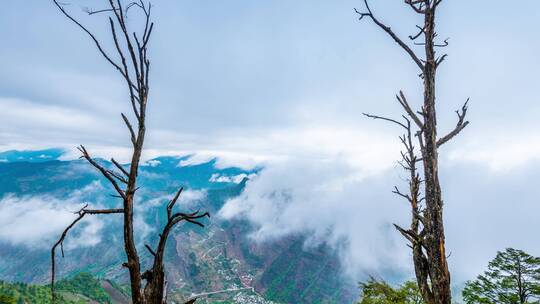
448;131;540;172
144;189;207;209
133;189;208;242
0;179;182;250
219;158;411;279
16;123;397;172
441;162;540;282
144;159;162;167
179;189;207;205
209;173;257;184
160;124;398;172
0;97;98;131
0;179;116;249
0;194;104;248
219;153;540;286
178;154;215;167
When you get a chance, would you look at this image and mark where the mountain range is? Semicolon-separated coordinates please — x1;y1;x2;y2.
0;149;357;303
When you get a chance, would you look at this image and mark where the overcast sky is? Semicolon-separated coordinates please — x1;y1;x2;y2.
1;0;540;288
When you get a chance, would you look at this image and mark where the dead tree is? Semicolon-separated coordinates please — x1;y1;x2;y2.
357;1;469;303
49;1;209;303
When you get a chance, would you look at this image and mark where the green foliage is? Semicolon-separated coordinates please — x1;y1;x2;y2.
462;248;540;304
55;272;111;303
0;293;16;304
106;279;131;298
0;280;76;304
0;272;116;304
357;278;424;304
261;241;352;303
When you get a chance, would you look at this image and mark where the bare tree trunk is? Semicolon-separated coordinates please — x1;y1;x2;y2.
420;7;451;304
358;1;469;303
49;2;208;304
125;194;143;303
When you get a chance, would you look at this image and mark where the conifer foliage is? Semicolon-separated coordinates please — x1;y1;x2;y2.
463;248;540;304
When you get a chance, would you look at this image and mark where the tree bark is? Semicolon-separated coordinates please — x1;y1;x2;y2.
420;7;452;304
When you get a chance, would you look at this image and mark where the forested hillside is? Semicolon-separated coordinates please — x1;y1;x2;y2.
0;272;123;304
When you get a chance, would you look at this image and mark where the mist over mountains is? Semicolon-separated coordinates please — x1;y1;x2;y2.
2;148;540;303
0;149;356;303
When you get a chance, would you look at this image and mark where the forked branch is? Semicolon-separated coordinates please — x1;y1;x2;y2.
409;25;426;41
167;187;184;220
140;188;210;302
52;0;131;84
437;99;470;147
111;158;129;177
159;192;210;251
396;91;423;129
78;145;126;199
354;0;424;71
51;204;123;302
405;0;428;14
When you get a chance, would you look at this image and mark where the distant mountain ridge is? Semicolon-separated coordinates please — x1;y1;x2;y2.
0;149;357;303
0;148;64;163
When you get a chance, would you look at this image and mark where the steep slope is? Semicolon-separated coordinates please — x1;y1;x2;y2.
0;273;125;304
0;150;357;303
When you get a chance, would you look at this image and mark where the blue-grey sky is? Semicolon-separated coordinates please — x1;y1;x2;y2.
2;0;539;162
1;0;540;288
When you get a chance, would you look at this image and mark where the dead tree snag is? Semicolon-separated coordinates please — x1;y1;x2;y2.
50;1;209;303
357;1;470;303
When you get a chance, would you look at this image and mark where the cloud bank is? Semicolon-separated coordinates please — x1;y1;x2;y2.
219;158;411;279
0;194;103;249
220;155;540;285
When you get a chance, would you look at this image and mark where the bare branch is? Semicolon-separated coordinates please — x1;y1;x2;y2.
355;0;424;71
169;211;210;228
405;0;428;14
111;158;129;177
363;113;408;129
52;0;130;82
409;25;426;40
434;38;449;47
107;169;128;184
145;209;210;299
437;99;470;147
393;186;412;202
145;244;156;257
109;17;140;120
121;113;137;145
167;187;184;220
394;224;416;244
396;91;423;129
126;1;145;12
414;37;449;47
109;0;142;90
51;205;123;302
78;145;126;199
436;54;448;68
83;7;120;15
